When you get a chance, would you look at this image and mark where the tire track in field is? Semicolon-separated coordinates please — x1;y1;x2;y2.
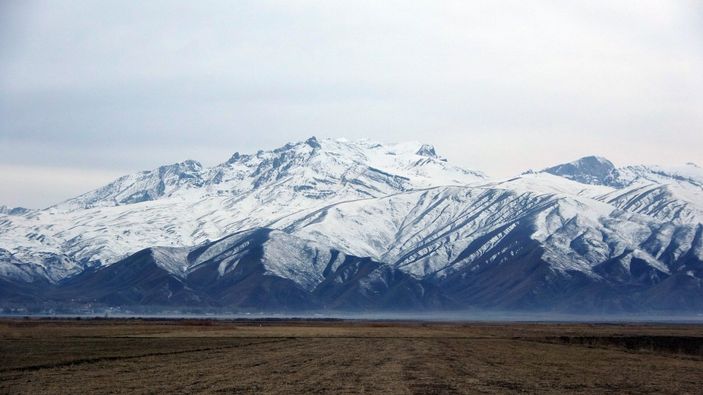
0;338;292;373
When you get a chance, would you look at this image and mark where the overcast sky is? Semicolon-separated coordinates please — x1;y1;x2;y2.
1;1;702;208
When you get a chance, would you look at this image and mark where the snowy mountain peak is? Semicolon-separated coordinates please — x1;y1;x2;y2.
539;156;703;225
305;136;322;149
542;155;622;187
226;152;243;164
416;144;438;158
46;137;487;213
51;159;207;210
543;156;703;190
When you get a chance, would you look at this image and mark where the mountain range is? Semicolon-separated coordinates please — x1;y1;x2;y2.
1;137;702;313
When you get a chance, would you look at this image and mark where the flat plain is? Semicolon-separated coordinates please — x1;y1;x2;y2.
1;318;702;394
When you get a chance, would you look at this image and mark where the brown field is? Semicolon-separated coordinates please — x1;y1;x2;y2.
1;318;702;394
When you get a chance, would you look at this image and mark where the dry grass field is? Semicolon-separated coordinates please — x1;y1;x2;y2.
1;318;702;394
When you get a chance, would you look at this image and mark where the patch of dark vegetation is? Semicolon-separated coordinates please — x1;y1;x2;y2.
545;335;703;357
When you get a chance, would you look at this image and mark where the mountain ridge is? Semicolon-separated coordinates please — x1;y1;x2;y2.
1;138;701;313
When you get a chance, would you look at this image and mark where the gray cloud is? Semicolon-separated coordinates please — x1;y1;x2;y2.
1;0;702;207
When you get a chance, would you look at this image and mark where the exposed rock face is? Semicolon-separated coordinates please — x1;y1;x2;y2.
1;138;702;313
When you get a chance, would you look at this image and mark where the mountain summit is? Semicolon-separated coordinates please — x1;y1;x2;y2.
54;137;485;211
1;139;702;313
541;156;622;186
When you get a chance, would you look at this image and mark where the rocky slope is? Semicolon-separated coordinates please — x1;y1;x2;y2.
1;138;701;312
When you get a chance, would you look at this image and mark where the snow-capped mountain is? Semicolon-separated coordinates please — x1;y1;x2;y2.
540;157;703;225
0;137;485;281
53;137;485;211
271;173;701;308
1;138;701;313
541;156;624;187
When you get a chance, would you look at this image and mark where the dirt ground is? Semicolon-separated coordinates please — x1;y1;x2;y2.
0;319;702;394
